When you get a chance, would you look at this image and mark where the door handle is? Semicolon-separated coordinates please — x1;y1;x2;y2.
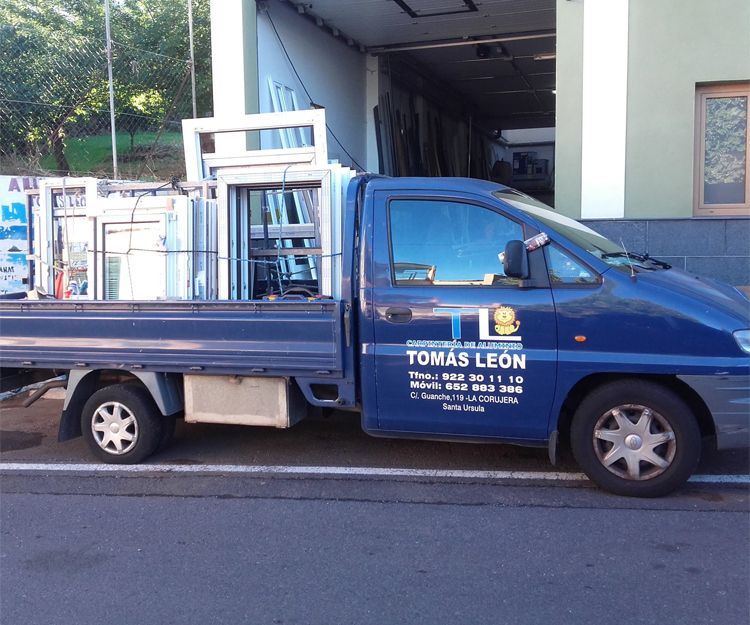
385;307;412;323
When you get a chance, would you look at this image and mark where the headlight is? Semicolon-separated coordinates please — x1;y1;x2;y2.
733;330;750;354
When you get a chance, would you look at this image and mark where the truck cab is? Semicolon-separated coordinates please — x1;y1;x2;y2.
355;177;750;496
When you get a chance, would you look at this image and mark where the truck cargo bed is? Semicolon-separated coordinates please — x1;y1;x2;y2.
0;300;345;377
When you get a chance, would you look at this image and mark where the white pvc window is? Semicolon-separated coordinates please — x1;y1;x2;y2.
101;220;166;300
268;78;311;147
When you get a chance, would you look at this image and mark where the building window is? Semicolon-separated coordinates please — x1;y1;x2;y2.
694;83;750;215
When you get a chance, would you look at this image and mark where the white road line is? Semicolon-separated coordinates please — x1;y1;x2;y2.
0;462;748;484
0;463;586;481
687;474;750;484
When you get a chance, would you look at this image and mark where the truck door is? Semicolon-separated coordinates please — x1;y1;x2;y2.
368;190;557;441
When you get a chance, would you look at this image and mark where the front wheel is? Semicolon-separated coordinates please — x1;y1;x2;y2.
81;384;163;464
570;381;701;497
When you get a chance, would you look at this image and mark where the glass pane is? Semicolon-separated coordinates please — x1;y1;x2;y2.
546;245;598;285
704;95;747;205
53;215;89;296
390;199;522;286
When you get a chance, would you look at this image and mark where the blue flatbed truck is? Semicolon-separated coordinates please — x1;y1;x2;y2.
1;176;748;497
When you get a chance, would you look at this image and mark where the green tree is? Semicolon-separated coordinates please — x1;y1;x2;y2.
0;0;107;173
116;86;167;149
0;0;212;174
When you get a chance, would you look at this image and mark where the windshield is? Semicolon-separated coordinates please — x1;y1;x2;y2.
492;189;669;272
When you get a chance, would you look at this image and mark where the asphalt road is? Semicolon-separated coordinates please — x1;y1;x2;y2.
1;396;749;624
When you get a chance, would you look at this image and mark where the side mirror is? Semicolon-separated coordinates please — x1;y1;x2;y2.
503;240;529;279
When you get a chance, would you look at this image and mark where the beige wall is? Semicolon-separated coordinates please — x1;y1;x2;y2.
625;0;750;218
554;0;584;219
555;0;750;219
210;0;259;152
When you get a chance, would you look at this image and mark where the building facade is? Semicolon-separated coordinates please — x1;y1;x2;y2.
210;0;750;286
557;0;750;285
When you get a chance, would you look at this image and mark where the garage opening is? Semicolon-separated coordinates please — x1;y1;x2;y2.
370;7;556;206
374;37;555;205
259;0;556;205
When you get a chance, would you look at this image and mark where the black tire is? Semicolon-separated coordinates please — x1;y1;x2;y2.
570;380;701;497
81;383;163;464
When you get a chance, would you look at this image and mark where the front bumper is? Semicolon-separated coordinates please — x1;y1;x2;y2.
678;375;750;449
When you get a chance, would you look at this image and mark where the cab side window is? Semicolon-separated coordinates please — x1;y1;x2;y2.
546;245;599;285
389;199;523;286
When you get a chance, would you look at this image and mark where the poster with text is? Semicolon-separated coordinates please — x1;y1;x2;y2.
0;176;37;293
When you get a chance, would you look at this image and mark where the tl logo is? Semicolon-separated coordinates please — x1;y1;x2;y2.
433;306;522;341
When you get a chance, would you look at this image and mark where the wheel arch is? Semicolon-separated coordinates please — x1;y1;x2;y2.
59;369;183;441
554;373;715;450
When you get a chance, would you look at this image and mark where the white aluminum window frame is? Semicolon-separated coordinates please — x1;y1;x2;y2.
33;177;98;297
215;167;334;298
182;109;329;181
88;195;193;301
268;78;310;148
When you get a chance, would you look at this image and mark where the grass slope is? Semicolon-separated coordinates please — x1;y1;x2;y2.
39;131;184;180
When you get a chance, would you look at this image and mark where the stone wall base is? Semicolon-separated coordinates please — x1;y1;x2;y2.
580;218;750;287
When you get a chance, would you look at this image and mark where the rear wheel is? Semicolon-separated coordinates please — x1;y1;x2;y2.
81;384;163;464
570;380;701;497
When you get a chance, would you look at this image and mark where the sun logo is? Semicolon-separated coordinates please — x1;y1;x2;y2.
494;306;520;335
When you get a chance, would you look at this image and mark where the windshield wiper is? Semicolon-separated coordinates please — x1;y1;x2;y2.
601;251;671;269
639;253;671;269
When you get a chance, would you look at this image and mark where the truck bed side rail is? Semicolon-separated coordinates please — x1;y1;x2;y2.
0;300;344;377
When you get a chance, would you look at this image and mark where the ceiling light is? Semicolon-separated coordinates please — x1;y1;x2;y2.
533;53;556;61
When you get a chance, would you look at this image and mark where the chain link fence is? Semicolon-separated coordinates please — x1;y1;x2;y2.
109;41;193;180
0;3;201;181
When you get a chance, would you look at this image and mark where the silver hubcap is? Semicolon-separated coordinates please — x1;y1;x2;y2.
593;404;676;481
91;401;138;455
